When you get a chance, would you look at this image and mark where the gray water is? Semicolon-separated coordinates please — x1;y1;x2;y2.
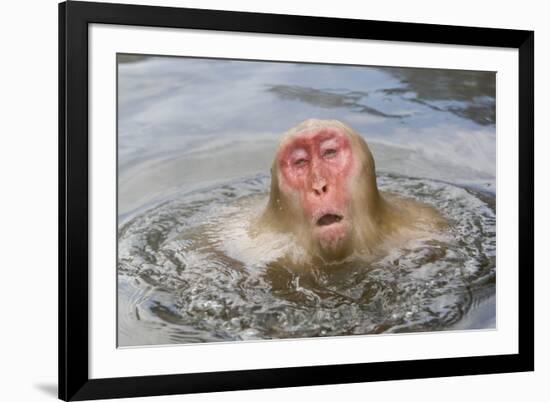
117;55;496;346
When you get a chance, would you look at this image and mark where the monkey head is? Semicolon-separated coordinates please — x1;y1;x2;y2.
263;119;381;261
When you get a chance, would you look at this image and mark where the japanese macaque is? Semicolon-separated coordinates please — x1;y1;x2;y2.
255;119;447;264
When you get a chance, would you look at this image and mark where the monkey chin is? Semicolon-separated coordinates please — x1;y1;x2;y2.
313;220;353;261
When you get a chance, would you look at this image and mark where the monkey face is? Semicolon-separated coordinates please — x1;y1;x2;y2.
276;127;358;252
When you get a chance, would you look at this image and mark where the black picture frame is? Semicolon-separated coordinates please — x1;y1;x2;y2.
59;1;534;400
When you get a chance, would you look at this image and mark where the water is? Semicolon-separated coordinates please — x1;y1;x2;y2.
117;55;496;346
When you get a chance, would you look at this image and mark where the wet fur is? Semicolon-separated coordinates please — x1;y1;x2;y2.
254;119;447;264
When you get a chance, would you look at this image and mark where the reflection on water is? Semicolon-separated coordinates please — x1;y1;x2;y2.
266;69;495;125
385;68;496;125
267;85;409;118
117;54;496;346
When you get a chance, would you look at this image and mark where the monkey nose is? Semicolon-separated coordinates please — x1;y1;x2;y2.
312;181;328;196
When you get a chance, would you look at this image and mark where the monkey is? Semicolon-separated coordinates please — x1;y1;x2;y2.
253;118;447;266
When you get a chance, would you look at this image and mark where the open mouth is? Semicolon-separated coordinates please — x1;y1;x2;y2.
316;214;343;226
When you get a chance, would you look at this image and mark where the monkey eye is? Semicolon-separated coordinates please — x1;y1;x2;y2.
293;158;308;167
322;148;338;158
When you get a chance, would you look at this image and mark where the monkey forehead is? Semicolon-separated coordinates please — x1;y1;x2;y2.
276;126;351;160
283;119;354;137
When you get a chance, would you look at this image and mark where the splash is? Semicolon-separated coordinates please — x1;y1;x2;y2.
118;173;495;346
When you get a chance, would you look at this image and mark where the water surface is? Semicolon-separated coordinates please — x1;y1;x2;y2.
117;55;496;346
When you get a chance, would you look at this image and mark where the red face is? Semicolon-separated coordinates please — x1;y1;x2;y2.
277;127;357;251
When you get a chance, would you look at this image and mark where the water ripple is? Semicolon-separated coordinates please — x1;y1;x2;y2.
118;173;495;346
